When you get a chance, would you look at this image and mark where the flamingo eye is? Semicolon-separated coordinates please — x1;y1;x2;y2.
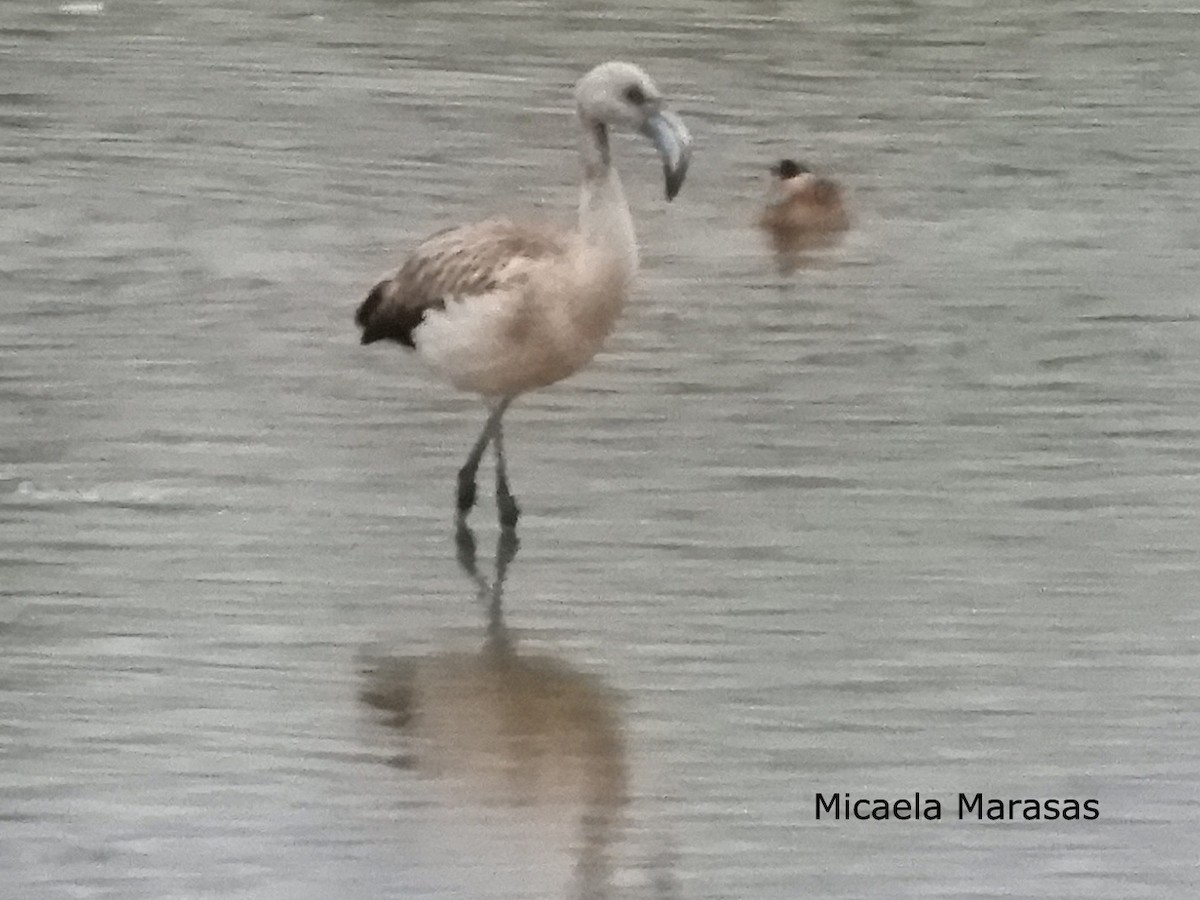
624;85;646;106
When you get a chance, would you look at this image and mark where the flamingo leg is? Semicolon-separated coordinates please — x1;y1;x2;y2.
455;396;514;523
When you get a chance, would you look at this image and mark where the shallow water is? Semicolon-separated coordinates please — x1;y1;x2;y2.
3;1;1199;898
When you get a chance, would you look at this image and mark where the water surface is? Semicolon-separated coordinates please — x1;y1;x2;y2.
3;1;1199;897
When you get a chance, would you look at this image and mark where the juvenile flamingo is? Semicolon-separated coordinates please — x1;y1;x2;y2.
355;62;691;530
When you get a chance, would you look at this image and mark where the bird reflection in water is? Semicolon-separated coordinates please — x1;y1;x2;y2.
361;524;675;898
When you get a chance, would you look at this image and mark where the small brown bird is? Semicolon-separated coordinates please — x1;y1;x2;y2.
758;159;850;270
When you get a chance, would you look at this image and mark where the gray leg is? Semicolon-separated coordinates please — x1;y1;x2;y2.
455;396;513;523
493;421;520;530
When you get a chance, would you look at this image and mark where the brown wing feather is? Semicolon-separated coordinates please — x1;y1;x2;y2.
356;219;566;348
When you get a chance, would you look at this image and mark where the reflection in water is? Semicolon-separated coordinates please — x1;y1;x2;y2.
361;526;670;899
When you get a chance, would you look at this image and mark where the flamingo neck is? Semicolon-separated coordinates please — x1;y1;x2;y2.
577;119;638;279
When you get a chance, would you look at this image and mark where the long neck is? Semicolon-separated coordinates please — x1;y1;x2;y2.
577;119;638;279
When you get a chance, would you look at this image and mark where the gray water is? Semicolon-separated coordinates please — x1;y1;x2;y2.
3;1;1199;897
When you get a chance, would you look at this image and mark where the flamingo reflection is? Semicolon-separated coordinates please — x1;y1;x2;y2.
362;525;678;898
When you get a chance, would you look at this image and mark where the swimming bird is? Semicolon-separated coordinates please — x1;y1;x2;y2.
355;62;691;530
758;158;849;270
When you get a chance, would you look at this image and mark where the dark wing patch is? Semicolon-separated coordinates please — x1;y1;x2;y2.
355;219;564;349
356;279;444;348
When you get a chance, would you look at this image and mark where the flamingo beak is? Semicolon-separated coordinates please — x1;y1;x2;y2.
640;109;691;201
